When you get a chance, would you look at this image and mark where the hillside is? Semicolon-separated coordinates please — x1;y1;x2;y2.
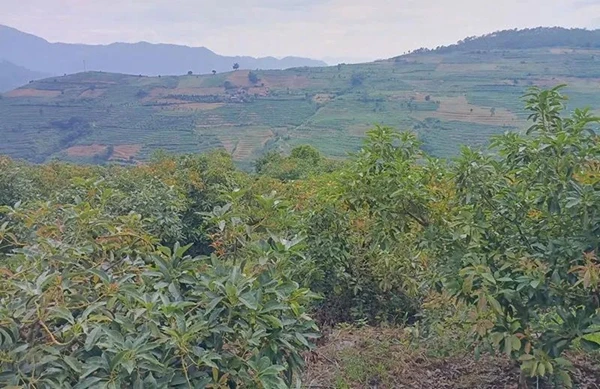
1;28;600;166
0;24;326;77
0;60;49;92
431;27;600;53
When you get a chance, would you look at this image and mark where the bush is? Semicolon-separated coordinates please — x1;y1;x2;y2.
0;193;318;387
451;86;600;385
248;71;259;84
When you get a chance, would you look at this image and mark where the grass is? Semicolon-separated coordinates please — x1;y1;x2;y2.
302;326;600;388
1;48;599;165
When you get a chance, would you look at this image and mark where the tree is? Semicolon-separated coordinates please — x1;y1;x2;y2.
453;86;600;385
187;70;193;75
248;71;259;84
233;63;240;71
212;70;217;75
350;72;366;87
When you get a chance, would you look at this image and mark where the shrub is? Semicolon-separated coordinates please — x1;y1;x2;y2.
452;86;600;385
0;194;318;387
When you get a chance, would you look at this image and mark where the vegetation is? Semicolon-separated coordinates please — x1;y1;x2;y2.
1;28;599;165
1;87;600;387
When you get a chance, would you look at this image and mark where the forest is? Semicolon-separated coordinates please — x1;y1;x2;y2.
1;86;600;388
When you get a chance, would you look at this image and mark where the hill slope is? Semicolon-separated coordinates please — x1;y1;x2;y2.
1;28;599;166
0;24;326;76
0;60;49;92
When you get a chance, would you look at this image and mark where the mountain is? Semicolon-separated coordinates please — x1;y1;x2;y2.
0;24;326;76
407;27;600;54
0;60;49;92
0;27;599;166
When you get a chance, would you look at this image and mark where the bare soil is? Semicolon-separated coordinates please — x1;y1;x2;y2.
303;327;600;388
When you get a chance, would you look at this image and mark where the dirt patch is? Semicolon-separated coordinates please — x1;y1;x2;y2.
110;144;141;160
66;144;107;157
436;63;498;72
348;124;372;136
413;95;519;126
148;87;224;98
227;71;255;88
171;87;225;96
264;74;311;89
313;94;335;104
4;89;61;98
549;48;600;55
79;89;106;98
532;77;600;89
80;80;118;85
303;327;600;388
159;103;224;112
216;128;274;160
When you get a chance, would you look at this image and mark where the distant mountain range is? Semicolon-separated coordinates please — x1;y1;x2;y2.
0;24;326;91
0;60;49;92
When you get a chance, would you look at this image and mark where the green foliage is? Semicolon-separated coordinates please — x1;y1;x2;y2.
255;145;339;181
350;72;365;87
3;86;600;386
451;85;600;383
0;167;317;387
248;71;260;84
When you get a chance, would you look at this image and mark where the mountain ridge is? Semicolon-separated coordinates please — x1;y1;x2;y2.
0;60;49;93
0;24;326;78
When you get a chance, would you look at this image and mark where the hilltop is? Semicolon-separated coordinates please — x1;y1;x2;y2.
0;27;599;166
0;24;325;85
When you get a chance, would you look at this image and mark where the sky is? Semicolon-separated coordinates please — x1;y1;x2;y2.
1;0;600;64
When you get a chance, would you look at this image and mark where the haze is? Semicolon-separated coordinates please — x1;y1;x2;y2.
1;0;600;63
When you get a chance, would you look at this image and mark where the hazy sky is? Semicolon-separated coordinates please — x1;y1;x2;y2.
2;0;600;63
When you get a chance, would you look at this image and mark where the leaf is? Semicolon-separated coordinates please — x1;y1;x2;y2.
511;335;521;351
74;377;106;389
168;282;182;301
565;197;580;209
205;297;223;313
88;269;110;284
261;301;288;313
225;282;238;299
158;246;172;257
85;327;103;351
49;306;75;325
530;279;541;289
295;333;309;347
238;292;258;310
175;243;193;258
580;338;600;352
64;356;82;373
487;295;503;315
557;370;573;388
110;350;128;371
481;273;496;285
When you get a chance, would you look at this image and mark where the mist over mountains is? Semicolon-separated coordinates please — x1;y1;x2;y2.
0;24;326;91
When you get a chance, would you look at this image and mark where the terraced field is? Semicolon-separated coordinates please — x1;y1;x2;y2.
1;46;600;165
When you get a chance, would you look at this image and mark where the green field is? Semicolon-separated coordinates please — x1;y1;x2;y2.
1;46;600;165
